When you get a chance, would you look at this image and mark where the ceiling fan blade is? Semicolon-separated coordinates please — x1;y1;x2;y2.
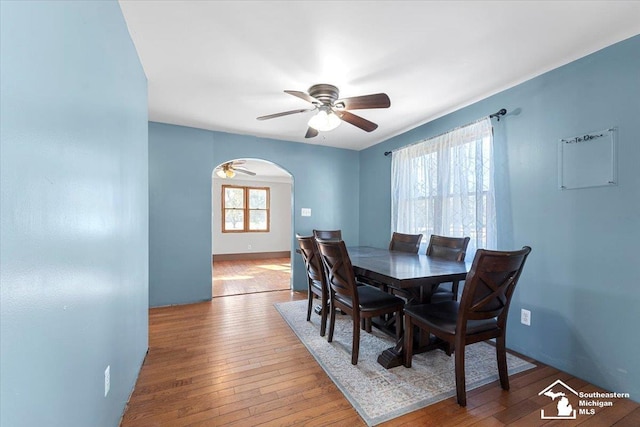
231;160;246;165
284;90;321;105
234;168;256;176
333;110;378;132
305;127;318;138
335;93;390;110
257;108;313;121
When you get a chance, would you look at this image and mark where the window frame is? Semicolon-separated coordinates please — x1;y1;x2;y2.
221;185;270;233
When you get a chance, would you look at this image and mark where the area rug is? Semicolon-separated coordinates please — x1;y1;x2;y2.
274;300;535;426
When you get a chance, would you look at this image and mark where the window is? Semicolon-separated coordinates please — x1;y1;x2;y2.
222;185;270;232
391;118;496;255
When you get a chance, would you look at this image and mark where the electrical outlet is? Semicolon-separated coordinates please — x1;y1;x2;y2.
301;208;312;217
521;309;531;326
104;365;110;397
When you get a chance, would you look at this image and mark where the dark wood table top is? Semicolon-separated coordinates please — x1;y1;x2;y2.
348;246;469;289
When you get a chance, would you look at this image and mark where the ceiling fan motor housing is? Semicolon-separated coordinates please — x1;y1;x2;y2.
308;84;339;105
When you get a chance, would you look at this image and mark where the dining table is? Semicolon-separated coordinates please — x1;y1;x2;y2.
347;246;470;368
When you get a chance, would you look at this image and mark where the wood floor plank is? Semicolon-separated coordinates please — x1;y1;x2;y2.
614;407;640;426
437;400;507;427
576;397;640;426
213;257;291;297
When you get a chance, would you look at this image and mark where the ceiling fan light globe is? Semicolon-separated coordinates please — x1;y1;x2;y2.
308;110;341;132
226;169;235;178
216;169;227;178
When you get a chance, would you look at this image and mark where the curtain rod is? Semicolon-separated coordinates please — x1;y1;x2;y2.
383;108;507;156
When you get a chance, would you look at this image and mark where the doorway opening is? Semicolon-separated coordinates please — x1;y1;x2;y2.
211;158;293;297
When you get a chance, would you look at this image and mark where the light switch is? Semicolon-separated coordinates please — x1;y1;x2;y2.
301;208;312;217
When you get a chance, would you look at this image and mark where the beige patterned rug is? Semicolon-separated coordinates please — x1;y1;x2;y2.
275;300;535;426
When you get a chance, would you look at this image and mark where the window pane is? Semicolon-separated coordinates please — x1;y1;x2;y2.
249;210;267;230
248;189;267;209
224;187;244;208
224;209;244;230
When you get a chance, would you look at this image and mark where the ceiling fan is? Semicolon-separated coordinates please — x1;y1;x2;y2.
215;160;256;179
257;84;390;138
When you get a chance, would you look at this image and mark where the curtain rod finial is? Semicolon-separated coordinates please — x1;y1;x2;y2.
490;108;507;121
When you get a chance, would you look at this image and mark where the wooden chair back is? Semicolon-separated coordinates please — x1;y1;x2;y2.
458;246;532;330
297;235;325;286
296;234;329;335
426;235;471;261
315;239;358;306
426;235;471;302
313;229;342;241
388;232;423;253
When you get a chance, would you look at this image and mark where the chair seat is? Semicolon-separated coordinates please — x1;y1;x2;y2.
429;290;455;303
335;284;404;312
404;301;497;335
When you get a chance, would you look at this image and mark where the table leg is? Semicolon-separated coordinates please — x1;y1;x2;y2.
377;283;447;369
378;332;449;368
377;339;404;368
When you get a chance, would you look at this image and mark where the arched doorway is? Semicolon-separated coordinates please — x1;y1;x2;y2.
211;158;293;297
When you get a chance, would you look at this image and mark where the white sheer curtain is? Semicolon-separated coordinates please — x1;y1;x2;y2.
391;118;496;256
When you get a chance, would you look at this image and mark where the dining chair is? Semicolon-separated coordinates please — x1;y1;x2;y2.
388;232;423;253
316;239;405;365
426;235;470;302
403;246;532;406
296;234;329;336
362;232;423;289
313;229;342;241
366;231;423;295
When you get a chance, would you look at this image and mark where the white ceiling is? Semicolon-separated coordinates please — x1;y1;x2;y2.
119;1;640;151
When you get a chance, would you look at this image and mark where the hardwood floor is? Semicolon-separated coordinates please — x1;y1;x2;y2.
212;258;291;297
121;291;639;426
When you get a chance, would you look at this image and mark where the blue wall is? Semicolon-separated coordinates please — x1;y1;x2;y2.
0;2;149;426
360;35;640;400
148;122;359;306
